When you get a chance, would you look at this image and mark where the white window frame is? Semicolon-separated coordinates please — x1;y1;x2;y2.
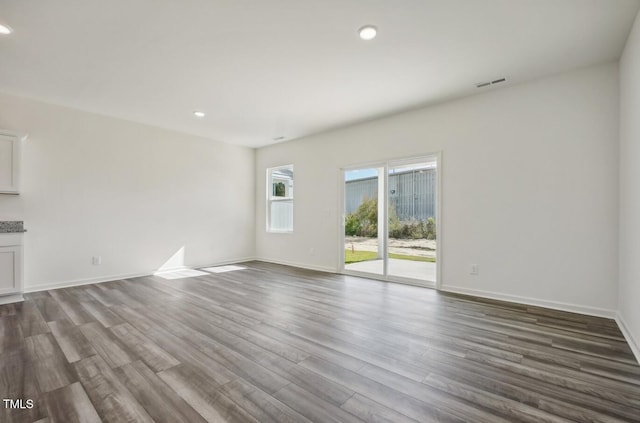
267;164;294;233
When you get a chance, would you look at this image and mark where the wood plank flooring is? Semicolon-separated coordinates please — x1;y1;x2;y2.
1;261;639;422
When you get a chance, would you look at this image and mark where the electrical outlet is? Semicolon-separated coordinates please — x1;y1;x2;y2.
309;247;315;256
470;264;479;275
92;256;102;265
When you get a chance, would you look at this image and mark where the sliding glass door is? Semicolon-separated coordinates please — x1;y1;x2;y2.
387;159;438;282
342;155;439;287
343;167;384;276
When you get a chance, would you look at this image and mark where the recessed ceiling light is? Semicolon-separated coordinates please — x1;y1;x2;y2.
193;111;206;118
358;25;377;41
0;24;13;35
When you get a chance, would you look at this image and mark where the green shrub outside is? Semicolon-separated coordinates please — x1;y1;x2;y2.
345;197;378;237
345;198;436;240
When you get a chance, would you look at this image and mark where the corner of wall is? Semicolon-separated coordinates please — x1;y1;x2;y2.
616;8;640;365
616;312;640;364
250;146;258;259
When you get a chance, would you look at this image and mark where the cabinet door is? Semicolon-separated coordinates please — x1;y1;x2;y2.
0;246;21;295
0;134;21;194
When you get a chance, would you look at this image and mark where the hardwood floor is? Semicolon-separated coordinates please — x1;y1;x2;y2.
1;261;639;422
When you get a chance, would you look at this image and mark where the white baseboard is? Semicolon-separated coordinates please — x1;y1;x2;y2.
616;312;640;365
0;293;24;305
441;285;616;319
25;271;153;293
256;257;336;274
24;256;258;293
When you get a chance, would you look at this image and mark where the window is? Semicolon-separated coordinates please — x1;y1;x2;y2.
267;165;294;232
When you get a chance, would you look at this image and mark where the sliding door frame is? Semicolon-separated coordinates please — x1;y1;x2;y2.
338;152;442;290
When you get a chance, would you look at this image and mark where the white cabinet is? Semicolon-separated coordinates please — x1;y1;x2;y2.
0;130;27;194
0;246;22;295
0;234;23;303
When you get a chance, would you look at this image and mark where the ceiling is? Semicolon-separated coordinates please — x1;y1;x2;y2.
1;0;639;148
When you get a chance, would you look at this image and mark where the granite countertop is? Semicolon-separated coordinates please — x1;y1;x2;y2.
0;221;27;233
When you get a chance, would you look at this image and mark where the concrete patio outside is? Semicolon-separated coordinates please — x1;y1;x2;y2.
345;258;436;282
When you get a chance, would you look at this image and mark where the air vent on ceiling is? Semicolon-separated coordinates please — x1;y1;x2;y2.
476;77;507;88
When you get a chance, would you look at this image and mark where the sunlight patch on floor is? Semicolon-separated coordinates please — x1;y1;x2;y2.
202;265;247;273
154;269;209;279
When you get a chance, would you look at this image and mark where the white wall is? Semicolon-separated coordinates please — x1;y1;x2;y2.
256;63;620;316
619;10;640;357
0;93;255;290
